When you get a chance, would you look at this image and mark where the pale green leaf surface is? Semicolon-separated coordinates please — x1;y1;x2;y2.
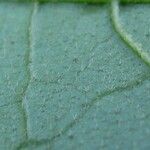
0;2;150;150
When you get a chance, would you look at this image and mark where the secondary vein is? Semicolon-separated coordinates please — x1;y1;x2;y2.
49;73;150;146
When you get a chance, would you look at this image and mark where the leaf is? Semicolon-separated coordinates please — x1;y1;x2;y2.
0;1;150;150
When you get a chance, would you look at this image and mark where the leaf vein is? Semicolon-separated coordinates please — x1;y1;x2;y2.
20;2;38;140
49;74;150;146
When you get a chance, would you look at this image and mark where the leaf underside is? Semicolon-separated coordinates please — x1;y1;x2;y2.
0;2;150;150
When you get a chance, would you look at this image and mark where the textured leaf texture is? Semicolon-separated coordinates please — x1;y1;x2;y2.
0;1;150;150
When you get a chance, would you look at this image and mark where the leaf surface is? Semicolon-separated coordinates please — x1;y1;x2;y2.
0;2;150;150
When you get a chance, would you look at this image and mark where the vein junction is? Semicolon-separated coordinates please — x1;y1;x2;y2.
17;74;150;149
